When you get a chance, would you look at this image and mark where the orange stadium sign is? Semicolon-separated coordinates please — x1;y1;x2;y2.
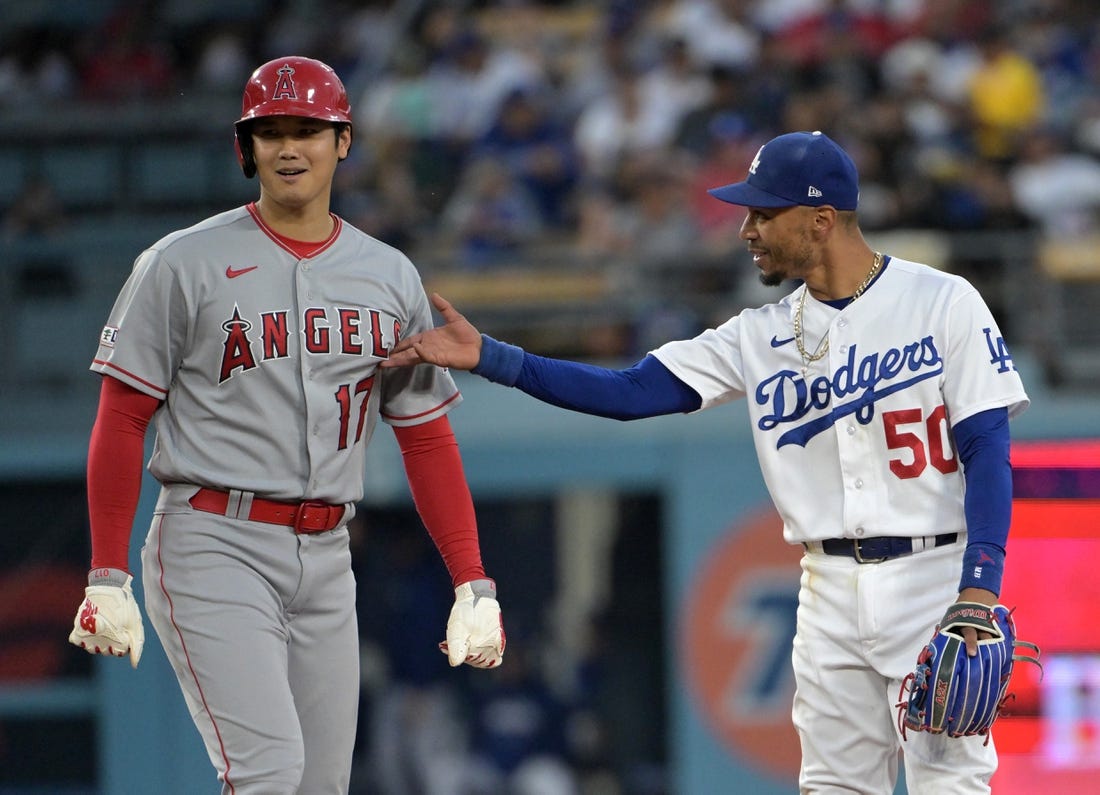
680;508;803;781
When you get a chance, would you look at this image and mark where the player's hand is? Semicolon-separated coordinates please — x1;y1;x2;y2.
383;293;483;370
441;578;505;669
68;568;145;668
955;587;998;657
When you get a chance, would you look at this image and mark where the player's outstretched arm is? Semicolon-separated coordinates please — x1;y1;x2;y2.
384;293;483;370
389;293;703;420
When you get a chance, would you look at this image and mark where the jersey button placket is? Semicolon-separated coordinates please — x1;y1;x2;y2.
296;263;323;491
835;331;871;537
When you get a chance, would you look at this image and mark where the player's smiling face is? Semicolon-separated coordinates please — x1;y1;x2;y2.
739;205;818;287
251;116;351;211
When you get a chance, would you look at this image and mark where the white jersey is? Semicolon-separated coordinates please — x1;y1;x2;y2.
91;204;459;504
653;257;1028;544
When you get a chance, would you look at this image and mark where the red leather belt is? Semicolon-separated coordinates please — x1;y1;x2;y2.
189;488;346;534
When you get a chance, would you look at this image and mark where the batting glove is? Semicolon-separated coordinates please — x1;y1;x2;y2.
441;578;505;669
68;568;145;669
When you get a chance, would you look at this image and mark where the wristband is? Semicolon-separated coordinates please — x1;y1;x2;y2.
89;567;131;587
958;543;1004;595
472;335;525;386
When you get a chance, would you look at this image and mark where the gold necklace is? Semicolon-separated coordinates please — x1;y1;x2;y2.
793;251;883;374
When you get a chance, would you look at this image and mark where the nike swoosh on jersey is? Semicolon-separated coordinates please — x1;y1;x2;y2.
771;335;796;347
226;265;259;279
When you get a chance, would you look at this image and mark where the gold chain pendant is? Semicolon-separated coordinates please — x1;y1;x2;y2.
793;252;883;376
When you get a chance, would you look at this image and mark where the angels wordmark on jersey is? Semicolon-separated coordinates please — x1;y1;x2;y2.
217;303;401;383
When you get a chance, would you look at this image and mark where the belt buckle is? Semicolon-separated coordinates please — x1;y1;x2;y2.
853;539;888;564
293;501;334;534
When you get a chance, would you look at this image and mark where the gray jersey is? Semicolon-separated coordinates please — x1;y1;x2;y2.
92;204;459;504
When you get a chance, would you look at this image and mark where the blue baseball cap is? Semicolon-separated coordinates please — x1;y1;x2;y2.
708;131;859;210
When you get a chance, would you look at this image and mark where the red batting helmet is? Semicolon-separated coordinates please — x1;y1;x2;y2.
234;56;353;178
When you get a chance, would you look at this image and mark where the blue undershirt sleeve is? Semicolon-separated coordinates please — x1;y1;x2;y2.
472;334;702;420
953;406;1012;595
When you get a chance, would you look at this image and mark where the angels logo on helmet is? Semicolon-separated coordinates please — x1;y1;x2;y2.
271;64;297;101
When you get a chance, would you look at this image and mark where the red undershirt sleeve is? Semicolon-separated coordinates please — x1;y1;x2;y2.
392;415;486;587
87;376;161;572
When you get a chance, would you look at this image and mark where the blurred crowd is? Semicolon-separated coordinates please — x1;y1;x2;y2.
5;0;1100;253
4;0;1100;360
347;503;642;795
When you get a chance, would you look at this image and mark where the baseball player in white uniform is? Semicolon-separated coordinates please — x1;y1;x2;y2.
383;131;1028;794
68;56;505;795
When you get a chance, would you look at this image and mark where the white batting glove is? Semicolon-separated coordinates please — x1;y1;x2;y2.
441;578;505;669
68;568;145;669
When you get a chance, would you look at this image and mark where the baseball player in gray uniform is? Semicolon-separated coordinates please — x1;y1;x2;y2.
383;131;1028;794
68;56;505;795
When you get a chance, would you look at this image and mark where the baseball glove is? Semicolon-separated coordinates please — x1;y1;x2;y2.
897;602;1041;740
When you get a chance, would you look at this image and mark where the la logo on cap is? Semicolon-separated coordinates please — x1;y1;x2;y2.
749;146;763;175
706;130;860;211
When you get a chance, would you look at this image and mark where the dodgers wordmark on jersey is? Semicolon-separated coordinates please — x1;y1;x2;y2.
653;257;1028;544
